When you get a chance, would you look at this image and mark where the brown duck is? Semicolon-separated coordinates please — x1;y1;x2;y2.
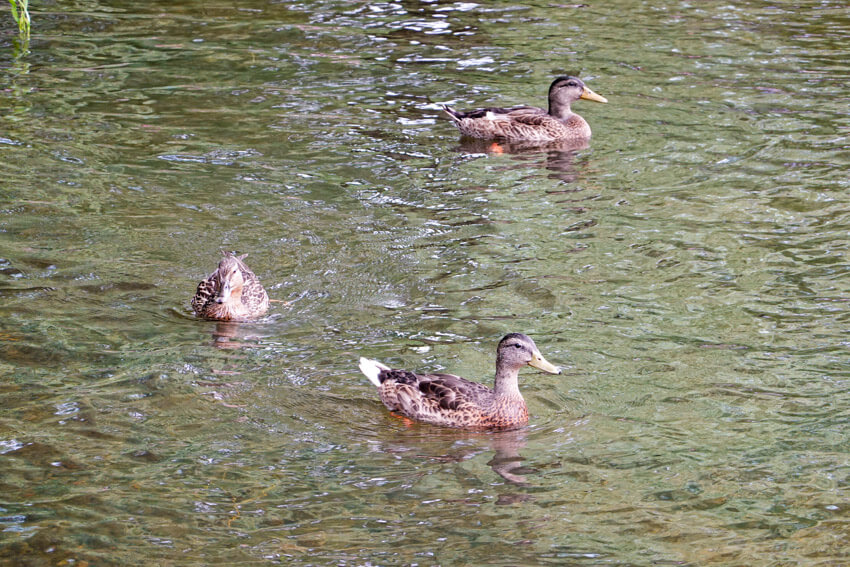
443;76;607;144
192;251;269;321
359;333;561;430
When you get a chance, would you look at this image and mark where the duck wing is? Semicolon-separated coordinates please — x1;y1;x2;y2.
192;271;219;314
448;105;545;121
445;105;565;141
229;256;269;316
416;373;493;410
501;106;558;125
240;272;270;314
378;369;493;422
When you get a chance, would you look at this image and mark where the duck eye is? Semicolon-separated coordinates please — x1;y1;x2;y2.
514;344;522;349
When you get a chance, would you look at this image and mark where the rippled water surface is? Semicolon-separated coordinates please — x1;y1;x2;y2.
2;0;849;564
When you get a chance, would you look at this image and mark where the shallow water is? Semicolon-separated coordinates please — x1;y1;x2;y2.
2;0;849;564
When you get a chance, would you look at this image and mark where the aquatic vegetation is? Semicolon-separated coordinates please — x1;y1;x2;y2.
8;0;30;39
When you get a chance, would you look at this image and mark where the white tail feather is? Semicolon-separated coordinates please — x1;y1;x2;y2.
359;357;390;388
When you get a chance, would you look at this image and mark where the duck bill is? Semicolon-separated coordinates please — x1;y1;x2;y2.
580;86;608;103
528;351;561;375
215;280;232;304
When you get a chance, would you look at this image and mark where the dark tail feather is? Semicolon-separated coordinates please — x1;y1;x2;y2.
443;105;463;122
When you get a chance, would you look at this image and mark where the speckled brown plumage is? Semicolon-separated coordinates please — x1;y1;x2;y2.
444;76;607;144
192;251;269;321
359;334;561;431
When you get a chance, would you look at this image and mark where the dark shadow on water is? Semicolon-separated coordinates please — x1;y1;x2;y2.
453;137;588;184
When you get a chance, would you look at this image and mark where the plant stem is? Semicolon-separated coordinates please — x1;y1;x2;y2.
8;0;30;39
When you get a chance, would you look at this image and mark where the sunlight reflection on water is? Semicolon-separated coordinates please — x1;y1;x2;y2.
1;0;848;565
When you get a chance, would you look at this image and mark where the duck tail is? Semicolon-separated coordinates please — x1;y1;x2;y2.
443;105;463;122
359;357;390;388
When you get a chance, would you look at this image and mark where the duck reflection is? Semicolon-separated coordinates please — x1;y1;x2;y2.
376;425;536;491
200;300;287;348
485;428;535;487
210;321;243;349
207;320;274;350
454;137;586;184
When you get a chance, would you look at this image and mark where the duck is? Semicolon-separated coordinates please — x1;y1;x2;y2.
358;333;561;430
443;76;607;144
192;251;269;321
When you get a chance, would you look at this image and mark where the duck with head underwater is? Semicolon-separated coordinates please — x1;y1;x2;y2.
443;76;607;144
359;333;561;431
192;251;269;321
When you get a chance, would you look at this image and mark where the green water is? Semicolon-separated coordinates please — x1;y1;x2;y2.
1;0;848;564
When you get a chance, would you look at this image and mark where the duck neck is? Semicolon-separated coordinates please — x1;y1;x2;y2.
548;98;573;120
493;361;522;398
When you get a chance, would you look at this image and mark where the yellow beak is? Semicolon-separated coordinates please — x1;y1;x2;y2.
528;351;561;374
580;86;608;104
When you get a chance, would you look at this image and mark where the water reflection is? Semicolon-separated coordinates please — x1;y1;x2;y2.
197;300;289;349
2;0;848;564
484;429;536;489
210;321;246;349
377;425;535;488
454;137;584;184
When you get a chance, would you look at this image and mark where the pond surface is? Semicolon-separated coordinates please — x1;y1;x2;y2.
2;0;849;564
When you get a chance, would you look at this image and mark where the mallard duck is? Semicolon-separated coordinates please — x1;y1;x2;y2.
359;333;561;430
443;76;607;143
192;251;269;321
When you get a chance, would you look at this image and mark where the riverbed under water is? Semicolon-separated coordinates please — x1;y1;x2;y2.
1;1;849;565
